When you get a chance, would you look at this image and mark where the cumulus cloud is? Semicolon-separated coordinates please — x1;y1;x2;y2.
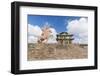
28;36;38;43
28;24;42;37
28;24;42;43
47;28;57;43
66;18;88;44
28;23;57;43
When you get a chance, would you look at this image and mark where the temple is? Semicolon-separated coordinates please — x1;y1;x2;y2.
56;32;74;45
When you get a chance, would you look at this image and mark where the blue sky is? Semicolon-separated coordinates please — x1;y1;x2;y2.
28;15;88;44
28;15;81;33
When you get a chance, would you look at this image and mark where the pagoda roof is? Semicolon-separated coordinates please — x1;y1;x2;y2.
56;38;74;40
57;32;73;36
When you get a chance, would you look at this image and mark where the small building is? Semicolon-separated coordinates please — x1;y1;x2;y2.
56;32;74;45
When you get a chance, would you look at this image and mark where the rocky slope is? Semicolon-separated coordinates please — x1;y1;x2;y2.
28;44;88;61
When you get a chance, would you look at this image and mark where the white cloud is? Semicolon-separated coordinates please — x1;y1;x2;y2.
28;36;37;43
28;24;42;37
66;18;88;44
28;24;42;43
28;23;57;43
47;28;57;43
